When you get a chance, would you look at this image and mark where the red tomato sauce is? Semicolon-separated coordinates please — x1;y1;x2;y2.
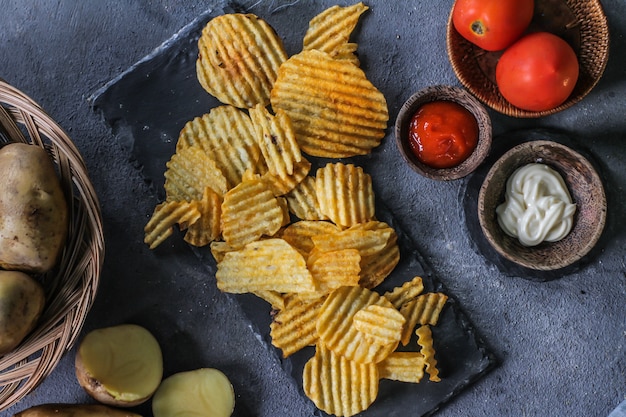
408;101;479;169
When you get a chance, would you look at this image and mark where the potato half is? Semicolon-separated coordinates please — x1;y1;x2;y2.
75;324;163;407
13;403;142;417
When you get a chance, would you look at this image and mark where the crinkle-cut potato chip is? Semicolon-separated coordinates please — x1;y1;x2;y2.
303;2;368;66
307;249;361;295
176;105;263;189
144;200;201;249
262;158;311;196
317;286;399;364
220;175;284;249
285;176;327;221
253;290;285;311
196;13;288;108
270;294;325;358
352;304;405;346
249;104;302;181
378;351;426;384
384;276;425;310
303;343;378;417
399;292;448;346
277;220;340;259
312;227;390;259
184;187;222;247
215;238;317;294
270;49;388;158
164;146;228;202
359;231;399;289
416;325;440;382
315;163;375;227
209;240;236;263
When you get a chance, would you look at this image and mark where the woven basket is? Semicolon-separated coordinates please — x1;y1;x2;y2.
0;80;104;411
446;0;610;118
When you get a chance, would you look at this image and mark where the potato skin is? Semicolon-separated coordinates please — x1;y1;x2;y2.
0;143;68;274
13;403;143;417
0;270;45;354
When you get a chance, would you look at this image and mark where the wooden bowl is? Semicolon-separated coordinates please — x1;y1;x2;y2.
394;85;492;181
0;80;104;411
446;0;610;118
477;140;606;271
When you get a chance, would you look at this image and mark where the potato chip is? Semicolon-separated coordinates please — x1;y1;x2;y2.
317;286;398;364
220;175;284;248
315;163;375;227
416;325;440;382
209;240;236;263
184;187;222;247
164;146;228;201
270;50;388;157
270;294;325;358
176;105;263;188
262;158;311;196
311;227;390;258
308;249;361;294
253;290;285;311
348;221;400;288
378;351;425;384
352;304;405;346
383;276;425;310
285;176;327;221
144;200;201;249
303;2;369;66
196;14;288;108
215;238;317;294
303;343;378;417
399;292;448;346
277;220;340;259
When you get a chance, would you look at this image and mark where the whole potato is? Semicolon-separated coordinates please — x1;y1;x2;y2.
0;143;68;274
0;270;45;354
13;403;143;417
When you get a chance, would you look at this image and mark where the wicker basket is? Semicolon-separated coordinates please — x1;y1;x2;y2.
446;0;610;118
0;79;104;411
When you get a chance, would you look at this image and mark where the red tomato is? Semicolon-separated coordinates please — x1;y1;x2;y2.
495;32;579;112
452;0;534;51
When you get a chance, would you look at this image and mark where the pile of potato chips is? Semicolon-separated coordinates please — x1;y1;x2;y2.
144;3;450;416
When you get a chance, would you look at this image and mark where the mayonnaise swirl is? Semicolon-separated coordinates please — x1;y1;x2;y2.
496;163;576;247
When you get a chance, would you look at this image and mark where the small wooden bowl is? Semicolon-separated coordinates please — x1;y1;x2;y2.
446;0;610;118
477;140;606;271
395;85;492;181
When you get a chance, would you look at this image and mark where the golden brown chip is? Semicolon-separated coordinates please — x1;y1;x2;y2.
144;200;201;249
399;292;448;346
303;2;368;66
184;187;222;247
270;294;325;358
163;146;228;201
416;325;440;382
308;249;361;294
215;238;317;294
384;276;425;310
220;175;285;249
176;105;263;188
277;220;341;259
303;343;378;417
285;176;327;221
347;221;400;288
262;158;311;196
196;14;288;108
311;227;390;259
315;163;375;227
270;50;388;157
352;304;405;347
378;351;425;383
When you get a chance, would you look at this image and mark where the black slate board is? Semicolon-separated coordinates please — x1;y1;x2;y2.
91;4;497;416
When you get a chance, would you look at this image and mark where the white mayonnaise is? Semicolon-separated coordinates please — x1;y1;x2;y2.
496;163;576;247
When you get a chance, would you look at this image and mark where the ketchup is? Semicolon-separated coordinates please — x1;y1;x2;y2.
408;100;479;169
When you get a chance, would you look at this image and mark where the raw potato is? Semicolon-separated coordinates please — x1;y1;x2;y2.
0;270;45;354
152;368;235;417
0;143;68;274
75;324;163;407
13;403;143;417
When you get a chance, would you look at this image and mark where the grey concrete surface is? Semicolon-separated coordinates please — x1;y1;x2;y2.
0;1;624;416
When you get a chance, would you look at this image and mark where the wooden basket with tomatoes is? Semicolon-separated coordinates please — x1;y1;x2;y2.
446;0;609;118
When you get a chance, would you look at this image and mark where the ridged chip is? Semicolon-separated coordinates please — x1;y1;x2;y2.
176;105;263;188
311;226;390;259
196;14;288;108
270;294;325;358
378;351;425;383
416;325;440;382
144;200;201;249
215;238;317;294
303;2;369;66
308;249;361;295
315;163;375;227
184;187;222;247
285;176;327;221
303;343;378;417
348;221;400;288
384;276;425;310
270;50;388;157
164;146;228;201
220;175;284;249
399;292;448;346
352;304;405;346
277;220;340;260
